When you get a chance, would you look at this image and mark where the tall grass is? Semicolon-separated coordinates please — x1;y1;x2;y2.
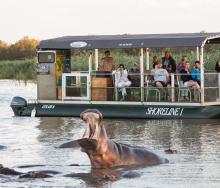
0;59;36;80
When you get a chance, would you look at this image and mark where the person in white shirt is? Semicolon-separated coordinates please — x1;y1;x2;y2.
153;60;170;88
114;64;131;99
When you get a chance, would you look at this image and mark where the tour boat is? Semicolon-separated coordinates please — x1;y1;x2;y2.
11;33;220;118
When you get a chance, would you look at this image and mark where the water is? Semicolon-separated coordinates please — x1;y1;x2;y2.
1;80;220;187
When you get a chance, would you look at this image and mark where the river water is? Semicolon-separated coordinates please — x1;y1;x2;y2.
1;80;220;187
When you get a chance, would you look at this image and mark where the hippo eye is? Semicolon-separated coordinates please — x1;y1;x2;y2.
82;116;87;121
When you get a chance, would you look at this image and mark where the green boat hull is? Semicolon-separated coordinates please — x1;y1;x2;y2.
11;102;220;119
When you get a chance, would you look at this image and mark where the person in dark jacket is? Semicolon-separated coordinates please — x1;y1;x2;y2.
162;51;176;73
128;63;140;87
215;60;220;72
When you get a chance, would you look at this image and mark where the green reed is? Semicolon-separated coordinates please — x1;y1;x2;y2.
0;59;36;80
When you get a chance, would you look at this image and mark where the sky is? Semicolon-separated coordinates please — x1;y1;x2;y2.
1;0;220;43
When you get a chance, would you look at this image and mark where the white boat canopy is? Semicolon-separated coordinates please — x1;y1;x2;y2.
38;33;220;50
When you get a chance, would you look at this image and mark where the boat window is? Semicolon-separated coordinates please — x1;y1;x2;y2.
38;52;55;63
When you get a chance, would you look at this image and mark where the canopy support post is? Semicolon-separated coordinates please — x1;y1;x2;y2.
218;73;220;101
88;51;92;73
95;49;99;70
88;51;92;100
200;46;205;104
171;73;175;102
140;48;144;102
196;46;200;61
146;48;149;70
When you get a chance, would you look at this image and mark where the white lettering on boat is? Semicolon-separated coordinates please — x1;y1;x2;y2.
118;43;133;47
146;107;184;116
42;105;55;109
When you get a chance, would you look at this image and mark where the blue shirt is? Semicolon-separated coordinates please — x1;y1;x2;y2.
190;68;200;81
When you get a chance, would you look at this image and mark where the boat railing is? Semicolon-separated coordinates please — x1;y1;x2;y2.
61;71;220;104
204;72;220;103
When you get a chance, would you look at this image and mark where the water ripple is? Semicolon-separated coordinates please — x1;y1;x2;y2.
1;80;220;187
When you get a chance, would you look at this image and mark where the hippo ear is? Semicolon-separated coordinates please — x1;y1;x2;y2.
80;109;91;120
97;111;103;122
80;111;84;120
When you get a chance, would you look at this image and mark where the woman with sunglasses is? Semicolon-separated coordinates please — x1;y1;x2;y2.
114;64;131;100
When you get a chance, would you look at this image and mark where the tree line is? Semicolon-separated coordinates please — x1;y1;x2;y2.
0;37;39;60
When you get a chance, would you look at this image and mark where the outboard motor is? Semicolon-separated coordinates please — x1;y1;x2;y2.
10;96;27;116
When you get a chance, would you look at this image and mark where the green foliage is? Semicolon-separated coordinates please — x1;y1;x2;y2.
0;36;38;79
71;54;89;71
0;59;36;80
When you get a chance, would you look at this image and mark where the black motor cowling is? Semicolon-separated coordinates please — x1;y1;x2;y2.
10;96;27;116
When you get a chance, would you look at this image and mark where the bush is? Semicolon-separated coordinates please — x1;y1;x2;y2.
0;59;36;80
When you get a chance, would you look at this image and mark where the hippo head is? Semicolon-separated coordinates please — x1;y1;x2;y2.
80;109;104;140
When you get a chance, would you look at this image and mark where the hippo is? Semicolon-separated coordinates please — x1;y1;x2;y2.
19;172;52;178
77;109;168;169
0;164;22;175
0;164;53;178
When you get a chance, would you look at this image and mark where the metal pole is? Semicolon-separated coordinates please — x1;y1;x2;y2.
171;73;175;102
146;48;149;70
196;46;200;61
200;47;204;104
61;74;66;101
89;51;92;73
218;73;220;101
88;51;92;100
95;49;99;70
140;48;144;102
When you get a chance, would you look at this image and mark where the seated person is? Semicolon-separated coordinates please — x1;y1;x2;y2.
128;63;140;87
180;61;200;99
190;61;201;85
114;64;131;99
177;56;188;73
153;60;170;88
215;59;220;72
99;50;116;72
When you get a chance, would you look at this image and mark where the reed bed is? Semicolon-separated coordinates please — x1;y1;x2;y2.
0;59;36;80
